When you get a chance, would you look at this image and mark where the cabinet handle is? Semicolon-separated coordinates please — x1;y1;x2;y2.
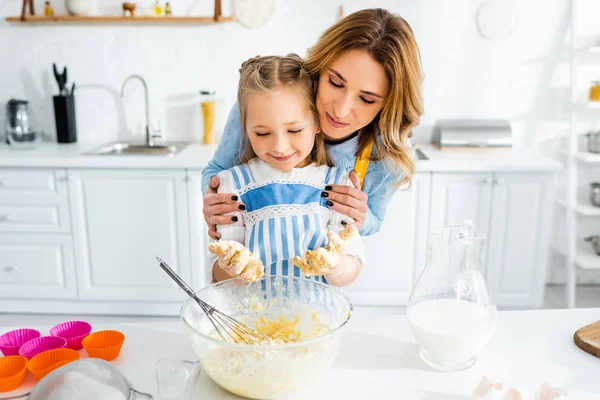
0;180;4;186
482;178;493;184
3;265;16;273
0;215;8;222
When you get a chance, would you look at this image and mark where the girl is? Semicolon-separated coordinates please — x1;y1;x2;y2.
202;8;423;240
208;54;365;287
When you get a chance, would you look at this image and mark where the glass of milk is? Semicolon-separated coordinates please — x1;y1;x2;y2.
408;219;497;372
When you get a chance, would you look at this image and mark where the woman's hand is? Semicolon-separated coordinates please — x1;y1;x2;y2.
203;176;244;240
321;171;368;229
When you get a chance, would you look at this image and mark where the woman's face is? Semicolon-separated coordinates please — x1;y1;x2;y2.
316;49;389;140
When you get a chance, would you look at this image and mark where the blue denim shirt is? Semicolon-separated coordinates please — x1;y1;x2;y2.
201;104;400;236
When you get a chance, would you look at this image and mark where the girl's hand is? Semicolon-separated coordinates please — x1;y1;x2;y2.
203;176;244;240
293;226;357;276
208;240;264;282
322;171;368;229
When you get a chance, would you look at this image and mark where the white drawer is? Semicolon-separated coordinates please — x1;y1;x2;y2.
0;204;70;233
0;234;78;300
0;169;58;193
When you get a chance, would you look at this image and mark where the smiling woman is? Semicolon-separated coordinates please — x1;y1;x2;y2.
202;8;424;239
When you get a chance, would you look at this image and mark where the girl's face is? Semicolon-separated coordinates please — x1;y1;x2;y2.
245;86;320;171
316;49;390;140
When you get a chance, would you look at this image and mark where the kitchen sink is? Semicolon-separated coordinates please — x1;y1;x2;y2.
85;142;191;156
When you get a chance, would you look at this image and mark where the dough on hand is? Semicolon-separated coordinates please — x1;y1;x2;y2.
208;241;264;282
293;225;358;277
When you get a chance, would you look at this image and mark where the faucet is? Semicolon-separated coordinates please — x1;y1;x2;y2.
121;74;161;147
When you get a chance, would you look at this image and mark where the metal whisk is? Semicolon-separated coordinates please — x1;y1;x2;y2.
156;257;271;345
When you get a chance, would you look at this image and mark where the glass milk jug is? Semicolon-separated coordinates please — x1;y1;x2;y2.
408;219;497;372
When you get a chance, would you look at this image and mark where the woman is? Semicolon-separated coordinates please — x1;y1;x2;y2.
202;8;423;239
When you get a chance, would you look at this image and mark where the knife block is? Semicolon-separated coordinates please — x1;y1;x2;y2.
53;94;77;143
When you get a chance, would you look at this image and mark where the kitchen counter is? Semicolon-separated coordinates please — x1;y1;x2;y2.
1;308;598;399
0;142;561;172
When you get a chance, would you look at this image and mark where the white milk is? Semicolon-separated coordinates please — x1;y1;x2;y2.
408;298;496;365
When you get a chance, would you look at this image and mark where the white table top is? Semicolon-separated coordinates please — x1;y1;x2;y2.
1;308;598;399
0;142;561;173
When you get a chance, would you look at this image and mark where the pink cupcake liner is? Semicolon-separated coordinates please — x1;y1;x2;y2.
0;328;41;356
50;320;92;350
19;336;67;359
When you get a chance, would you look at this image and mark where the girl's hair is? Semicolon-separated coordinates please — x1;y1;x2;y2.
237;54;332;167
305;8;423;188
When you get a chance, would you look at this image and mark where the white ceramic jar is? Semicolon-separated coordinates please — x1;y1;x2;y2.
64;0;92;16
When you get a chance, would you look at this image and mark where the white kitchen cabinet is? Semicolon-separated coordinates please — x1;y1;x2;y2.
345;173;432;305
68;169;191;302
0;234;78;300
186;170;209;290
428;172;556;308
486;173;555;308
0;168;71;233
429;172;493;234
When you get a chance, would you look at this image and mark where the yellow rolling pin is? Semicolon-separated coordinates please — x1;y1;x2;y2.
353;140;372;188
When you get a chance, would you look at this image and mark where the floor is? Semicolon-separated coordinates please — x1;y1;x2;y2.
0;284;597;327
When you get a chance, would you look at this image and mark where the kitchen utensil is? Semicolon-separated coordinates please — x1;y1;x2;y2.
82;330;125;361
50;320;92;350
585;236;600;256
574;320;600;358
590;182;600;207
19;336;67;359
586;131;600;153
408;219;497;372
5;99;39;148
0;328;40;356
431;119;512;150
52;63;68;95
0;355;27;392
27;348;80;380
181;275;352;399
156;257;269;345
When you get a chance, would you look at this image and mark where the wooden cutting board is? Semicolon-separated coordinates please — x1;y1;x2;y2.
574;320;600;358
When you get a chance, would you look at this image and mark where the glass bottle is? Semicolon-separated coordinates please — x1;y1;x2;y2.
165;2;172;16
407;219;497;372
153;0;163;16
44;1;54;16
200;90;216;145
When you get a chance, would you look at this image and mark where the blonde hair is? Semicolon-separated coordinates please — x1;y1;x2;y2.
305;8;423;187
237;54;332;167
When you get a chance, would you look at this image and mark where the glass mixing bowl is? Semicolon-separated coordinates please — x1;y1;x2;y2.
180;276;352;400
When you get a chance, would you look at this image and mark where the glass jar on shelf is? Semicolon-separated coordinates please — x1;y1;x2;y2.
200;90;217;145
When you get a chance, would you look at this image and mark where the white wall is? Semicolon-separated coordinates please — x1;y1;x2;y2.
0;0;574;148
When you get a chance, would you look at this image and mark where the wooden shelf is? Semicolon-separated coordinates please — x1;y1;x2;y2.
5;15;234;23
